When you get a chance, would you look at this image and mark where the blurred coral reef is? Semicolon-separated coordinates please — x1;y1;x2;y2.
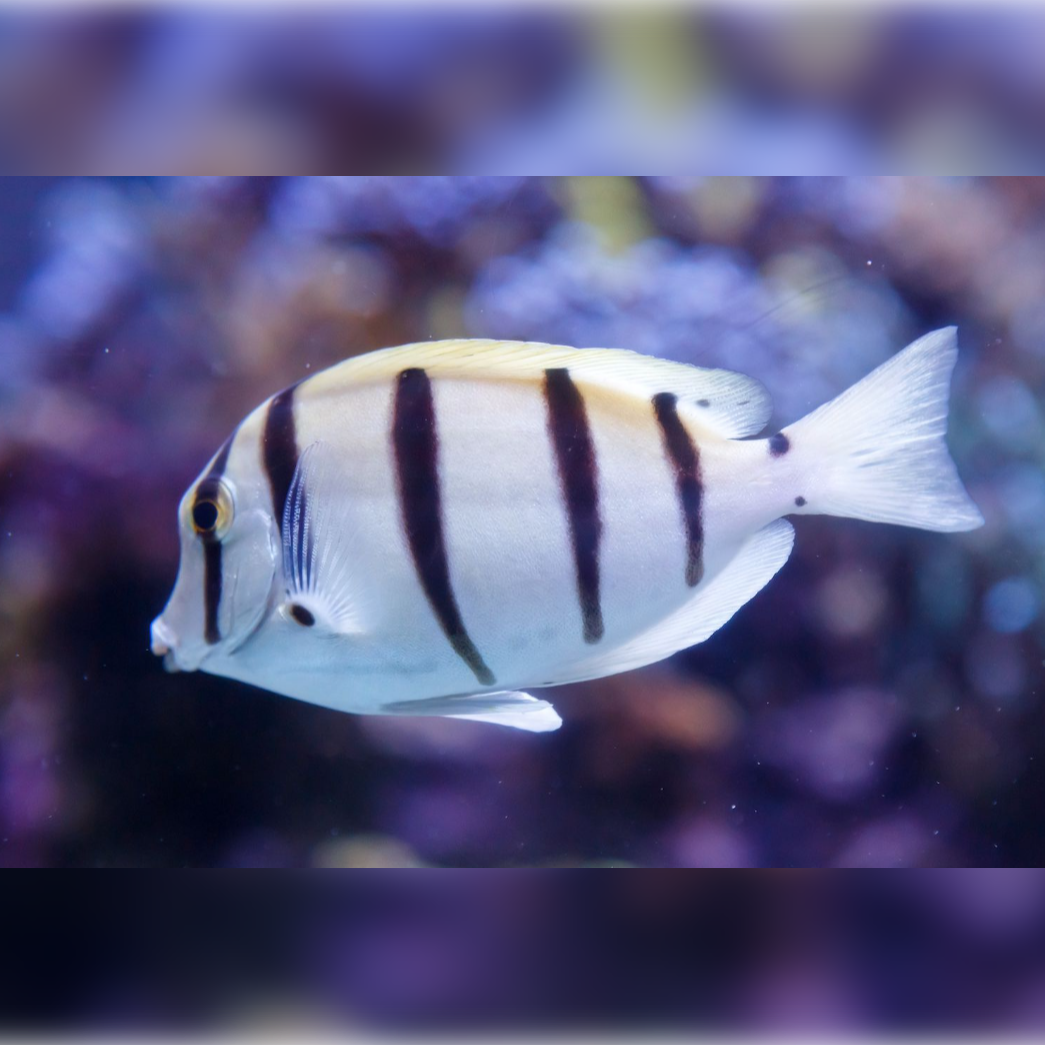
4;10;1045;173
0;175;1041;872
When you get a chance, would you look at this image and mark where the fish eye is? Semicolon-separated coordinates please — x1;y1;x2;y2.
192;500;219;533
191;479;233;540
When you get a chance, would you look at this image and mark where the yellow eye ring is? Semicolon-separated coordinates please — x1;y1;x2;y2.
191;479;233;540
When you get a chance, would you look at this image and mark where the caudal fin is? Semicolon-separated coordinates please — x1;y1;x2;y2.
785;328;984;533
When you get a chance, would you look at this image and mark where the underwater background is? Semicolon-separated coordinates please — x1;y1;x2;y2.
0;174;1041;874
6;871;1045;1032
5;9;1045;173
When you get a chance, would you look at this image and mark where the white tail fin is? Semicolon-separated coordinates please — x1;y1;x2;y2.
785;328;983;533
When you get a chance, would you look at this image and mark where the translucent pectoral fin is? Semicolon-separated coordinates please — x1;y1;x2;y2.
281;440;370;636
383;691;563;733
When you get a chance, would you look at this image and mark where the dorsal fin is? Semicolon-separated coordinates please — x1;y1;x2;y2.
545;519;796;686
303;339;772;439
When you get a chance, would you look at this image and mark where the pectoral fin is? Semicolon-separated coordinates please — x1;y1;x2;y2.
281;440;368;636
383;691;562;733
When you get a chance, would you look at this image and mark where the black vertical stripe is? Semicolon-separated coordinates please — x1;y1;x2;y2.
653;392;705;587
203;541;223;645
544;368;604;644
392;368;495;687
197;430;237;646
208;433;234;480
263;383;300;537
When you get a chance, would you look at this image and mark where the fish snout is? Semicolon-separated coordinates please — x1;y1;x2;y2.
150;616;174;655
150;617;185;672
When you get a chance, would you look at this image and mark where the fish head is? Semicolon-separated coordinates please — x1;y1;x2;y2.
151;465;280;673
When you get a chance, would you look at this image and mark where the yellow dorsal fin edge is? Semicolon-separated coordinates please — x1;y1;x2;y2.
305;339;772;440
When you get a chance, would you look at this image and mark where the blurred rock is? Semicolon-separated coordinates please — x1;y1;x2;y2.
312;834;423;869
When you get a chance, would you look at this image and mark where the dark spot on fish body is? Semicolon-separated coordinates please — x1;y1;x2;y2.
263;383;301;536
769;432;791;457
652;392;705;588
289;603;315;627
697;399;711;408
543;368;604;644
392;368;495;686
795;496;807;507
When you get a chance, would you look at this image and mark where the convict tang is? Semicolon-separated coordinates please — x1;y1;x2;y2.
150;329;983;731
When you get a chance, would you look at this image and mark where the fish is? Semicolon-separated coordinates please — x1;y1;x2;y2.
150;327;983;732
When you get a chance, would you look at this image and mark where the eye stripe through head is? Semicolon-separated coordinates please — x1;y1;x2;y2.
195;430;237;646
202;542;223;644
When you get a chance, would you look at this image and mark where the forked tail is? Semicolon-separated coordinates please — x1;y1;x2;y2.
784;327;984;532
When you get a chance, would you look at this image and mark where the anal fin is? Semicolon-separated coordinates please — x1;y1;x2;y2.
549;519;796;686
383;691;562;733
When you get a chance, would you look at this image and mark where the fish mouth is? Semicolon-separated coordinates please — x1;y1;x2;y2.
148;604;265;674
150;617;175;658
150;617;203;673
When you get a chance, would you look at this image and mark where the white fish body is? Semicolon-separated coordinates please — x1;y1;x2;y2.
151;329;983;732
